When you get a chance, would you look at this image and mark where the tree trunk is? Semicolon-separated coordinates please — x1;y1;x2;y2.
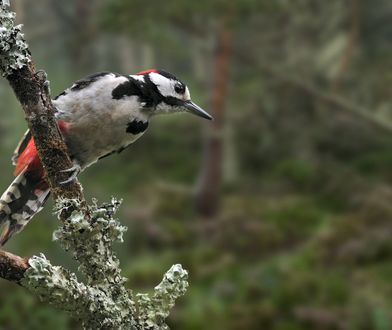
223;122;238;184
11;0;23;24
72;0;95;72
195;20;232;217
331;0;360;91
140;43;155;70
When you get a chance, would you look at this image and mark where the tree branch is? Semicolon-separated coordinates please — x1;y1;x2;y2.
0;3;188;328
7;65;85;202
0;1;85;206
0;0;87;286
0;249;28;284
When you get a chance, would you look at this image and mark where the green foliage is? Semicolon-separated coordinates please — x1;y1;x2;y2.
272;159;317;188
0;287;70;330
353;149;392;178
102;0;275;36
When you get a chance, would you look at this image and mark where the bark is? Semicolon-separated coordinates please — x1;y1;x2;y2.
195;17;232;217
7;63;85;203
0;2;87;284
0;250;28;284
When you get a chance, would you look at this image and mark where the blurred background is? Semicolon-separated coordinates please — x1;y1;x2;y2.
0;0;391;329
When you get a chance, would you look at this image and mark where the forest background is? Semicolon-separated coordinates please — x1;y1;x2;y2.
0;1;391;329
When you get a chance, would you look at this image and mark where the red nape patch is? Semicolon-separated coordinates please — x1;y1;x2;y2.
14;138;41;176
136;69;158;75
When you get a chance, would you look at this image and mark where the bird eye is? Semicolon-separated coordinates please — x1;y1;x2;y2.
174;83;185;94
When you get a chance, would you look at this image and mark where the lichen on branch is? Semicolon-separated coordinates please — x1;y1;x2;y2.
0;0;30;76
136;264;189;329
20;199;188;329
0;3;189;328
53;198;127;284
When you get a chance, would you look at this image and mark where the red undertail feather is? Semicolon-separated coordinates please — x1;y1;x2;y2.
0;120;70;244
14;120;69;176
14;137;42;176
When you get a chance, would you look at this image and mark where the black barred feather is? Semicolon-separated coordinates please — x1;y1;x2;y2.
0;169;50;245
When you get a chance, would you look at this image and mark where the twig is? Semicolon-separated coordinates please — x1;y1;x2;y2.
0;249;28;284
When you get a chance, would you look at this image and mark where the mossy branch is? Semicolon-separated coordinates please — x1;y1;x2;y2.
0;200;189;329
0;2;189;328
0;0;85;206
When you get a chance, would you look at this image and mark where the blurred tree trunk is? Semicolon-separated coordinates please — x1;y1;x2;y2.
118;36;136;73
195;17;232;217
72;0;96;72
11;0;24;24
73;0;88;69
140;43;155;70
331;0;360;91
191;37;211;83
192;32;238;187
223;122;238;184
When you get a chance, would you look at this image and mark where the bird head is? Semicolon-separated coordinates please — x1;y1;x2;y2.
136;69;213;120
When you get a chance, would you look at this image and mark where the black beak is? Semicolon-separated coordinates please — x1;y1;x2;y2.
183;101;213;120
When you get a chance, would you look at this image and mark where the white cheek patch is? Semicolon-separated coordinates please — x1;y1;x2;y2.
184;87;191;101
149;72;177;97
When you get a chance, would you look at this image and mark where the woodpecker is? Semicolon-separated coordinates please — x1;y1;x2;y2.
0;69;212;245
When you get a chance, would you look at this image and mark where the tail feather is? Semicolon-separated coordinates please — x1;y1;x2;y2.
0;168;50;246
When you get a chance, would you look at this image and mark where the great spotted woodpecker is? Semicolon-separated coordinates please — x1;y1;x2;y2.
0;69;212;245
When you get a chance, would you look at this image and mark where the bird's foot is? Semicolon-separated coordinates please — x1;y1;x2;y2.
59;163;81;184
35;69;47;81
35;70;51;94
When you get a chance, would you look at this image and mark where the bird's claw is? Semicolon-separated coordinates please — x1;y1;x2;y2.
59;164;81;185
35;69;47;82
35;70;51;94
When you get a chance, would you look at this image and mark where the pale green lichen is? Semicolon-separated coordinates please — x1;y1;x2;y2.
23;254;137;329
136;264;189;329
22;254;89;312
0;1;31;76
21;199;188;329
53;198;128;285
